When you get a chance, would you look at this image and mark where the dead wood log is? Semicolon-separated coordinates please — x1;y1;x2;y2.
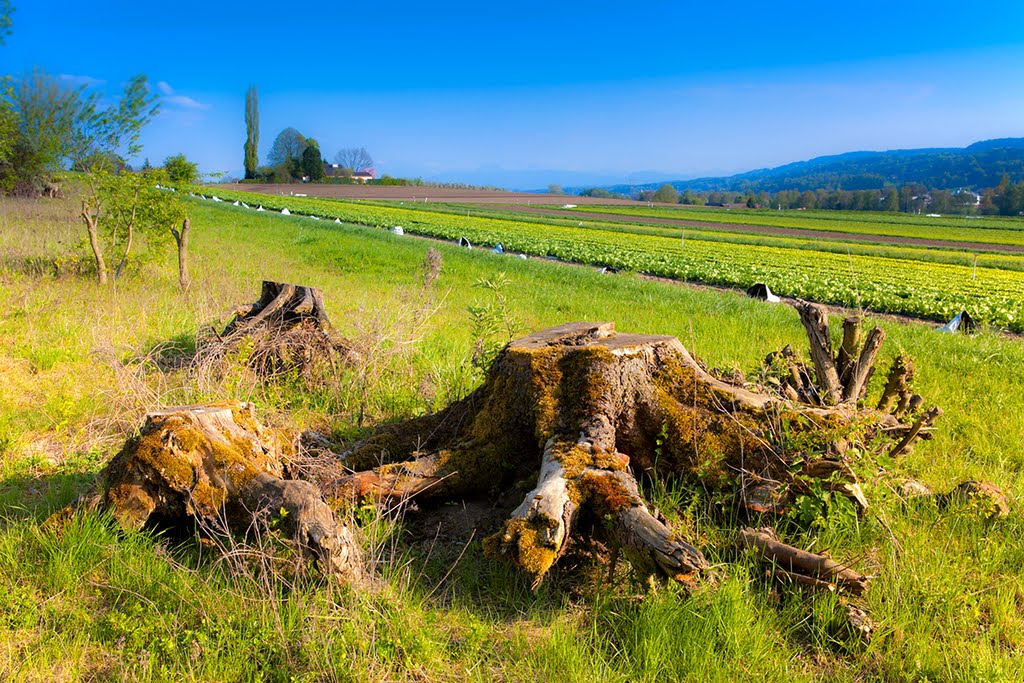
736;527;869;595
331;319;934;588
48;402;362;582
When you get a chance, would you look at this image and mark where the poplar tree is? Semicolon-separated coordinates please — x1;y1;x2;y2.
244;85;259;180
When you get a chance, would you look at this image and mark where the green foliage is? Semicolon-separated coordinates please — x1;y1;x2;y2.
266;127;306;168
243;85;259;180
651;183;679;204
82;169;187;281
163;153;199;185
0;68;158;195
467;272;523;374
301;141;324;181
0;0;11;45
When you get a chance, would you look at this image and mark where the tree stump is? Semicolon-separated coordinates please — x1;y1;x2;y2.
331;313;937;588
198;281;353;378
51;402;362;582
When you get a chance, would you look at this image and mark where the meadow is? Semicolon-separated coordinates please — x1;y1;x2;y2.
1;194;1023;681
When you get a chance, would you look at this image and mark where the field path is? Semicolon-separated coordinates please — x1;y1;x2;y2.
498;206;1024;254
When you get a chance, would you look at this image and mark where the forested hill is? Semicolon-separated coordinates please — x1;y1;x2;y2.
603;138;1024;195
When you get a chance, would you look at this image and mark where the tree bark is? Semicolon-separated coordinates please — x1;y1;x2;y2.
50;402;362;581
794;300;842;404
82;199;107;285
170;217;191;290
332;319;931;588
736;527;869;595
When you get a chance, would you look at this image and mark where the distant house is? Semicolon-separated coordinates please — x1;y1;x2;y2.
322;163;376;183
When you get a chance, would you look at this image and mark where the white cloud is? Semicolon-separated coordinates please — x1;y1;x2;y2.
165;94;211;111
157;80;174;95
58;74;105;88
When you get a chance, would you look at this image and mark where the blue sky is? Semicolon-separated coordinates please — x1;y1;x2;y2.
5;0;1024;188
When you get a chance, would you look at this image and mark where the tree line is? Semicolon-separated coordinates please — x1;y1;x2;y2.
579;179;1024;216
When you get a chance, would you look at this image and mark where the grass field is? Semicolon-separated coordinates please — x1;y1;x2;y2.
2;195;1024;681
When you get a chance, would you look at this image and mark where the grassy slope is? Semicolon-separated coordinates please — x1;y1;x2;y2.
1;198;1023;681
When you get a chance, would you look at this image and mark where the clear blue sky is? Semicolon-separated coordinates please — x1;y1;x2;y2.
5;0;1024;188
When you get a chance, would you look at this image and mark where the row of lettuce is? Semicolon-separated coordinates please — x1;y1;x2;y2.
569;205;1024;248
203;189;1023;332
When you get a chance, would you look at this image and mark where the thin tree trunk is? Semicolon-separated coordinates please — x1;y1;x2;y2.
170;217;191;290
82;200;107;285
113;192;139;281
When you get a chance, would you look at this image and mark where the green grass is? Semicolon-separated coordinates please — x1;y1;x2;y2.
2;195;1023;681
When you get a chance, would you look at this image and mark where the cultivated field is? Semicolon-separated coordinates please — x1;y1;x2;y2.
204;188;1024;332
3;193;1024;681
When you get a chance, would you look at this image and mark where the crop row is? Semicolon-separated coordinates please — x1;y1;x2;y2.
569;205;1024;248
202;190;1024;331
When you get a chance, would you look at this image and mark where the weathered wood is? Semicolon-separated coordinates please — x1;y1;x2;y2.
337;320;930;588
842;326;885;403
49;402;363;582
794;301;842;405
222;281;337;338
877;354;914;413
201;281;352;378
736;527;869;595
887;406;942;459
836;316;862;386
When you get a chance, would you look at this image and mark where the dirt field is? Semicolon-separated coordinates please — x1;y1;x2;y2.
215;183;638;205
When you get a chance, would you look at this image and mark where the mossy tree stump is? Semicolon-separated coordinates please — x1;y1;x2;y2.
55;402;362;582
333;314;937;588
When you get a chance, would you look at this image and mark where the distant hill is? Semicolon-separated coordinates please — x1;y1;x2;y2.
592;138;1024;196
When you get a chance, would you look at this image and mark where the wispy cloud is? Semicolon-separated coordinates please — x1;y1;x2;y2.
165;94;211;110
156;81;211;111
58;73;105;88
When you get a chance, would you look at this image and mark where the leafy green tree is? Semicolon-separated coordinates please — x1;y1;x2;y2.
301;139;324;181
0;0;12;44
163;153;199;184
243;85;259;180
81;169;185;285
267;127;306;167
882;187;899;211
0;69;157;195
652;184;679;204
